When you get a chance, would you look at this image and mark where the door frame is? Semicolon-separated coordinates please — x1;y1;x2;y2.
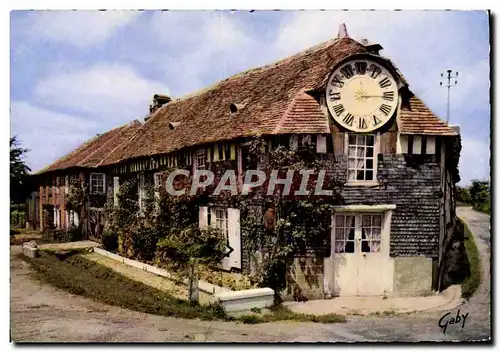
324;204;396;297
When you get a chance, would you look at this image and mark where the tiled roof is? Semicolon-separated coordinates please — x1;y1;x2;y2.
399;96;457;136
273;91;329;134
36;120;141;174
101;37;370;164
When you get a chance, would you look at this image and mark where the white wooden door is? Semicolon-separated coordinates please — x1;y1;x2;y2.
330;212;392;296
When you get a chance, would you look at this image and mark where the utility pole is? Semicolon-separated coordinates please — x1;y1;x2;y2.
440;70;459;124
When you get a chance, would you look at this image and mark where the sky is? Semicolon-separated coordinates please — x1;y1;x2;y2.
10;10;490;185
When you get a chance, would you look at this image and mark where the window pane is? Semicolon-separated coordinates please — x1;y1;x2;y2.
366;159;373;169
345;241;355;253
356;170;365;180
373;215;382;227
335;215;344;227
335;228;344;240
358;135;366;145
362;215;371;227
365;170;373;180
335;241;345;253
366;135;374;146
356;147;365;157
347;228;355;240
348;169;356;180
361;240;371;253
346;215;355;227
372;228;381;240
348;134;356;145
348;147;356;157
348;158;356;168
366;147;374;157
356;159;365;169
371;241;381;252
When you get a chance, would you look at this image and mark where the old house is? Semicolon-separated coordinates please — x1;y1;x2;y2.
29;24;460;299
28;120;141;240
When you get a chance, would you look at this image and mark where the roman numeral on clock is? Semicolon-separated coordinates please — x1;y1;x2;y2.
329;91;341;101
379;104;391;116
333;104;345;116
343;113;354;126
355;61;367;75
379;77;391;88
331;74;344;88
340;65;354;79
369;64;382;79
383;91;395;101
358;117;367;129
373;115;381;126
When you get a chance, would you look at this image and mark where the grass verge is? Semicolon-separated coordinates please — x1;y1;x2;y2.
460;219;482;300
236;304;345;324
19;251;227;321
19;251;345;324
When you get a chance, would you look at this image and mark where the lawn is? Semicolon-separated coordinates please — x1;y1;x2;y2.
19;251;345;324
460;219;482;300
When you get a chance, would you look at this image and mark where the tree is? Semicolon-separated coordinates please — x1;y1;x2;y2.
10;136;31;204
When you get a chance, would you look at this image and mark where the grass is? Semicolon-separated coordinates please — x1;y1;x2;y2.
235;304;345;324
19;251;345;324
19;251;228;321
460;219;482;300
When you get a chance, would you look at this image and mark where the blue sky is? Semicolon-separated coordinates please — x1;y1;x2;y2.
10;10;490;185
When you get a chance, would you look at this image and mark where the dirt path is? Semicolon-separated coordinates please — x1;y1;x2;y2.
10;209;490;342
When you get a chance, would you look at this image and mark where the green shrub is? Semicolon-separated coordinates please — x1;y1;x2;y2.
238;314;264;324
102;229;118;252
156;225;227;271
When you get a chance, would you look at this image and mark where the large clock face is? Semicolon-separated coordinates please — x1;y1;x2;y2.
325;58;399;132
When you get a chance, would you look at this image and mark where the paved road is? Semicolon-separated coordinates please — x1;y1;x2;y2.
10;207;491;342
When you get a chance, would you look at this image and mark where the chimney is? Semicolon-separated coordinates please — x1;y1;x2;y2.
360;38;383;55
337;23;349;38
149;94;172;115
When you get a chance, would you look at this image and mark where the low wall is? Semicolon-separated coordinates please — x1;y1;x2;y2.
393;256;433;295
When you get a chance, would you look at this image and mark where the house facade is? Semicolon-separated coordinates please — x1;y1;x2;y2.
29;25;460;299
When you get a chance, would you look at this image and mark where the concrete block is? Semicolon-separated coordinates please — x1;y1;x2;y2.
215;288;274;312
23;246;38;258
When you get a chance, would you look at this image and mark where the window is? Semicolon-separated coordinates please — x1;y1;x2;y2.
90;173;106;194
196;150;207;169
154;173;162;188
213;208;228;239
347;134;376;181
361;214;382;253
334;214;355;253
334;213;383;253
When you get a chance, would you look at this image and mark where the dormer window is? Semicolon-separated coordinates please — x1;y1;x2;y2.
195;149;207;169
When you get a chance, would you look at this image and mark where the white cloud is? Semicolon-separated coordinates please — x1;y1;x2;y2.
34;64;169;122
10;101;103;172
30;10;139;47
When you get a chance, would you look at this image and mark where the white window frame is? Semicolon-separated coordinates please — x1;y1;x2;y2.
345;133;380;186
333;212;383;254
195;149;207;169
153;172;162;202
90;173;106;195
212;208;229;240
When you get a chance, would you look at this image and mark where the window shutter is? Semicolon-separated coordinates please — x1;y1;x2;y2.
199;206;209;229
113;177;120;206
227;208;241;269
74;212;79;228
316;135;327;153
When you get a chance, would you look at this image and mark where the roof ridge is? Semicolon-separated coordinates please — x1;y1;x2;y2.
168;37;346;105
99;122;144;166
79;120;140;167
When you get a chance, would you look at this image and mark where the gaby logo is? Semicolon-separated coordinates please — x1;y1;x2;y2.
438;309;469;334
163;169;333;196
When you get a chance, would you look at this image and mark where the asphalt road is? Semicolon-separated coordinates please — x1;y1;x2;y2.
10;207;491;342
